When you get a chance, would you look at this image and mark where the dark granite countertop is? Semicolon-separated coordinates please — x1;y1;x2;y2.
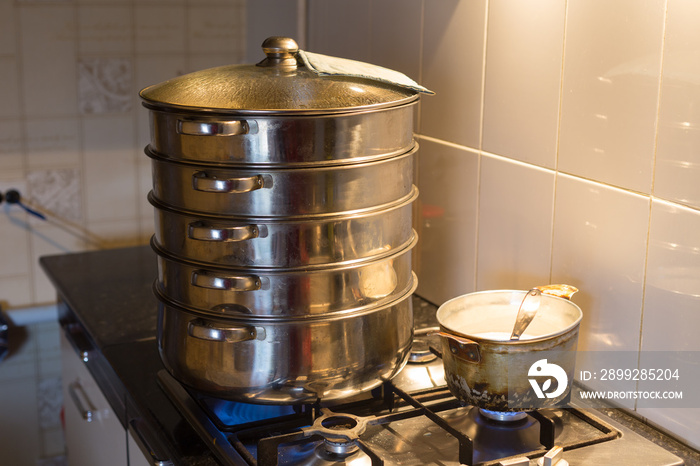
40;245;700;466
41;245;220;465
41;245;159;347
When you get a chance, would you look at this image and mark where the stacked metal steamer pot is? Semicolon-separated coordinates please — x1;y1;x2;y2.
139;37;427;404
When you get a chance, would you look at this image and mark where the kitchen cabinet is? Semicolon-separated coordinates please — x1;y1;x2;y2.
60;329;129;466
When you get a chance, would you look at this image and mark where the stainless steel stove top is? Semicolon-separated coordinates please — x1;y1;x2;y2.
157;333;684;466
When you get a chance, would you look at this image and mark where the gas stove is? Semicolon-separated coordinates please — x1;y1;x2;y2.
156;301;684;466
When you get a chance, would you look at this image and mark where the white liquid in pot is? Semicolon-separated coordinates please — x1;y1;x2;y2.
469;331;536;341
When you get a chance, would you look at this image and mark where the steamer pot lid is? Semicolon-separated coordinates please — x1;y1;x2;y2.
139;36;427;115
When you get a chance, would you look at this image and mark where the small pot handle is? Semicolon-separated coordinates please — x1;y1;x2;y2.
192;172;264;193
188;221;259;242
535;284;579;300
187;318;265;342
436;331;481;364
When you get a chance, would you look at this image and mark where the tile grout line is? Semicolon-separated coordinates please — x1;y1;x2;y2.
635;0;672;409
550;0;570;285
416;133;700;216
473;0;490;292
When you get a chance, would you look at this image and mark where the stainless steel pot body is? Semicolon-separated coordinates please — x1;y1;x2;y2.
146;104;415;166
149;187;417;268
153;235;416;317
157;282;416;404
148;146;415;217
436;290;582;411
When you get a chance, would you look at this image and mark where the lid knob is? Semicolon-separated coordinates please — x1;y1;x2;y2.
257;37;299;69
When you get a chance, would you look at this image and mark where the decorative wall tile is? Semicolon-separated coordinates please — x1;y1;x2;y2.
477;155;555;290
482;0;565;167
420;0;487;145
78;58;132;114
558;0;665;193
27;168;82;221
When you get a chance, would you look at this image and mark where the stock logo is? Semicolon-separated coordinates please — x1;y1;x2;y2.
528;359;568;399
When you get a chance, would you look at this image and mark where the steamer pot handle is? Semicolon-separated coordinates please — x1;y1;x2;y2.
188;221;259;242
188;318;265;342
192;270;262;291
436;331;481;364
192;172;264;193
177;119;250;137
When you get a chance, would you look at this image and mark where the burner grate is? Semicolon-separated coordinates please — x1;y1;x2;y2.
157;370;622;466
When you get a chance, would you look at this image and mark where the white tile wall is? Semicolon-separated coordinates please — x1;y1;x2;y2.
414;139;479;304
2;0;699;458
482;0;565;168
307;0;700;449
19;5;78;119
477;155;555;291
654;0;700;209
558;0;665;193
420;0;486;146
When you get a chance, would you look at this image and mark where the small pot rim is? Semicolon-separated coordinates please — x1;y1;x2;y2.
436;289;583;345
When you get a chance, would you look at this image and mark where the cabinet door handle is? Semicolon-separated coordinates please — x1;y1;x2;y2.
67;380;96;422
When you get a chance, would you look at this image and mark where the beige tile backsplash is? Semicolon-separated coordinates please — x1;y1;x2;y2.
1;3;246;464
308;0;700;449
0;1;246;310
2;0;699;456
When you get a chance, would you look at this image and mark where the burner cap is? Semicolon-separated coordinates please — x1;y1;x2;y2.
408;336;438;363
479;408;528;422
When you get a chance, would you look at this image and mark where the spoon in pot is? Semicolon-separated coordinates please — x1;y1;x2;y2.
510;288;542;341
509;284;580;340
